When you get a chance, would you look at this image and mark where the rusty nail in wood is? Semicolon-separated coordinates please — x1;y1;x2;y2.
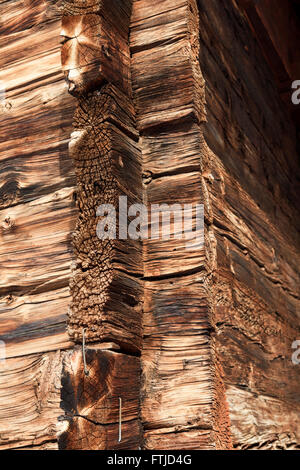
82;328;89;376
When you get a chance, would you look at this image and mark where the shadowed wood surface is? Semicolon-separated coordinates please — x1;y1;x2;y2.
0;351;65;449
67;85;143;353
197;0;300;449
58;0;144;449
61;0;143;354
0;0;299;451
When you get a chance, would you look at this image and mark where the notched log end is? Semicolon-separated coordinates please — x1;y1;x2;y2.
58;348;141;449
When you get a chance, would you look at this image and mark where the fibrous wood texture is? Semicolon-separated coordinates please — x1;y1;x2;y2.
0;351;65;449
236;0;300;127
197;0;300;449
0;0;75;359
67;86;143;352
62;0;143;352
131;0;232;450
0;0;76;449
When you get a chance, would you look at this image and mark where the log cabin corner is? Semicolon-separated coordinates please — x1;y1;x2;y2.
0;0;299;451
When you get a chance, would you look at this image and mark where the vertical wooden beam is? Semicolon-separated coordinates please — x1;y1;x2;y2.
61;0;143;352
60;0;143;449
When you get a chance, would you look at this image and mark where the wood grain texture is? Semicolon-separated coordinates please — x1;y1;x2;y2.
67;87;143;352
59;0;144;450
58;348;141;450
61;14;131;95
227;385;300;450
197;0;300;449
1;0;299;452
62;0;143;354
0;1;76;356
0;288;73;359
0;0;76;450
131;0;206;130
236;0;300;129
0;351;65;450
62;0;132;39
142;276;217;449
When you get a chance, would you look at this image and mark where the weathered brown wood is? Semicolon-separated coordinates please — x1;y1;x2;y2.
0;2;76;359
59;348;141;450
62;1;143;352
0;347;141;451
58;0;144;449
0;351;65;450
142;276;221;449
0;288;73;359
131;0;232;450
0;0;299;452
227;386;300;450
62;0;132;39
0;0;76;450
131;0;206;130
197;0;300;449
61;14;131;95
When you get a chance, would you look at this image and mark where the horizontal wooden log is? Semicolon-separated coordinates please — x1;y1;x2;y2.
1;0;298;452
144;429;214;450
198;0;300;238
0;0;61;37
62;0;133;40
0;5;76;370
0;4;72;448
61;14;131;95
0;18;76;208
140;122;205;278
0;351;65;450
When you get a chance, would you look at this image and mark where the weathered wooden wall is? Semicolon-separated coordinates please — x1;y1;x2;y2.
0;0;76;449
197;0;300;449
